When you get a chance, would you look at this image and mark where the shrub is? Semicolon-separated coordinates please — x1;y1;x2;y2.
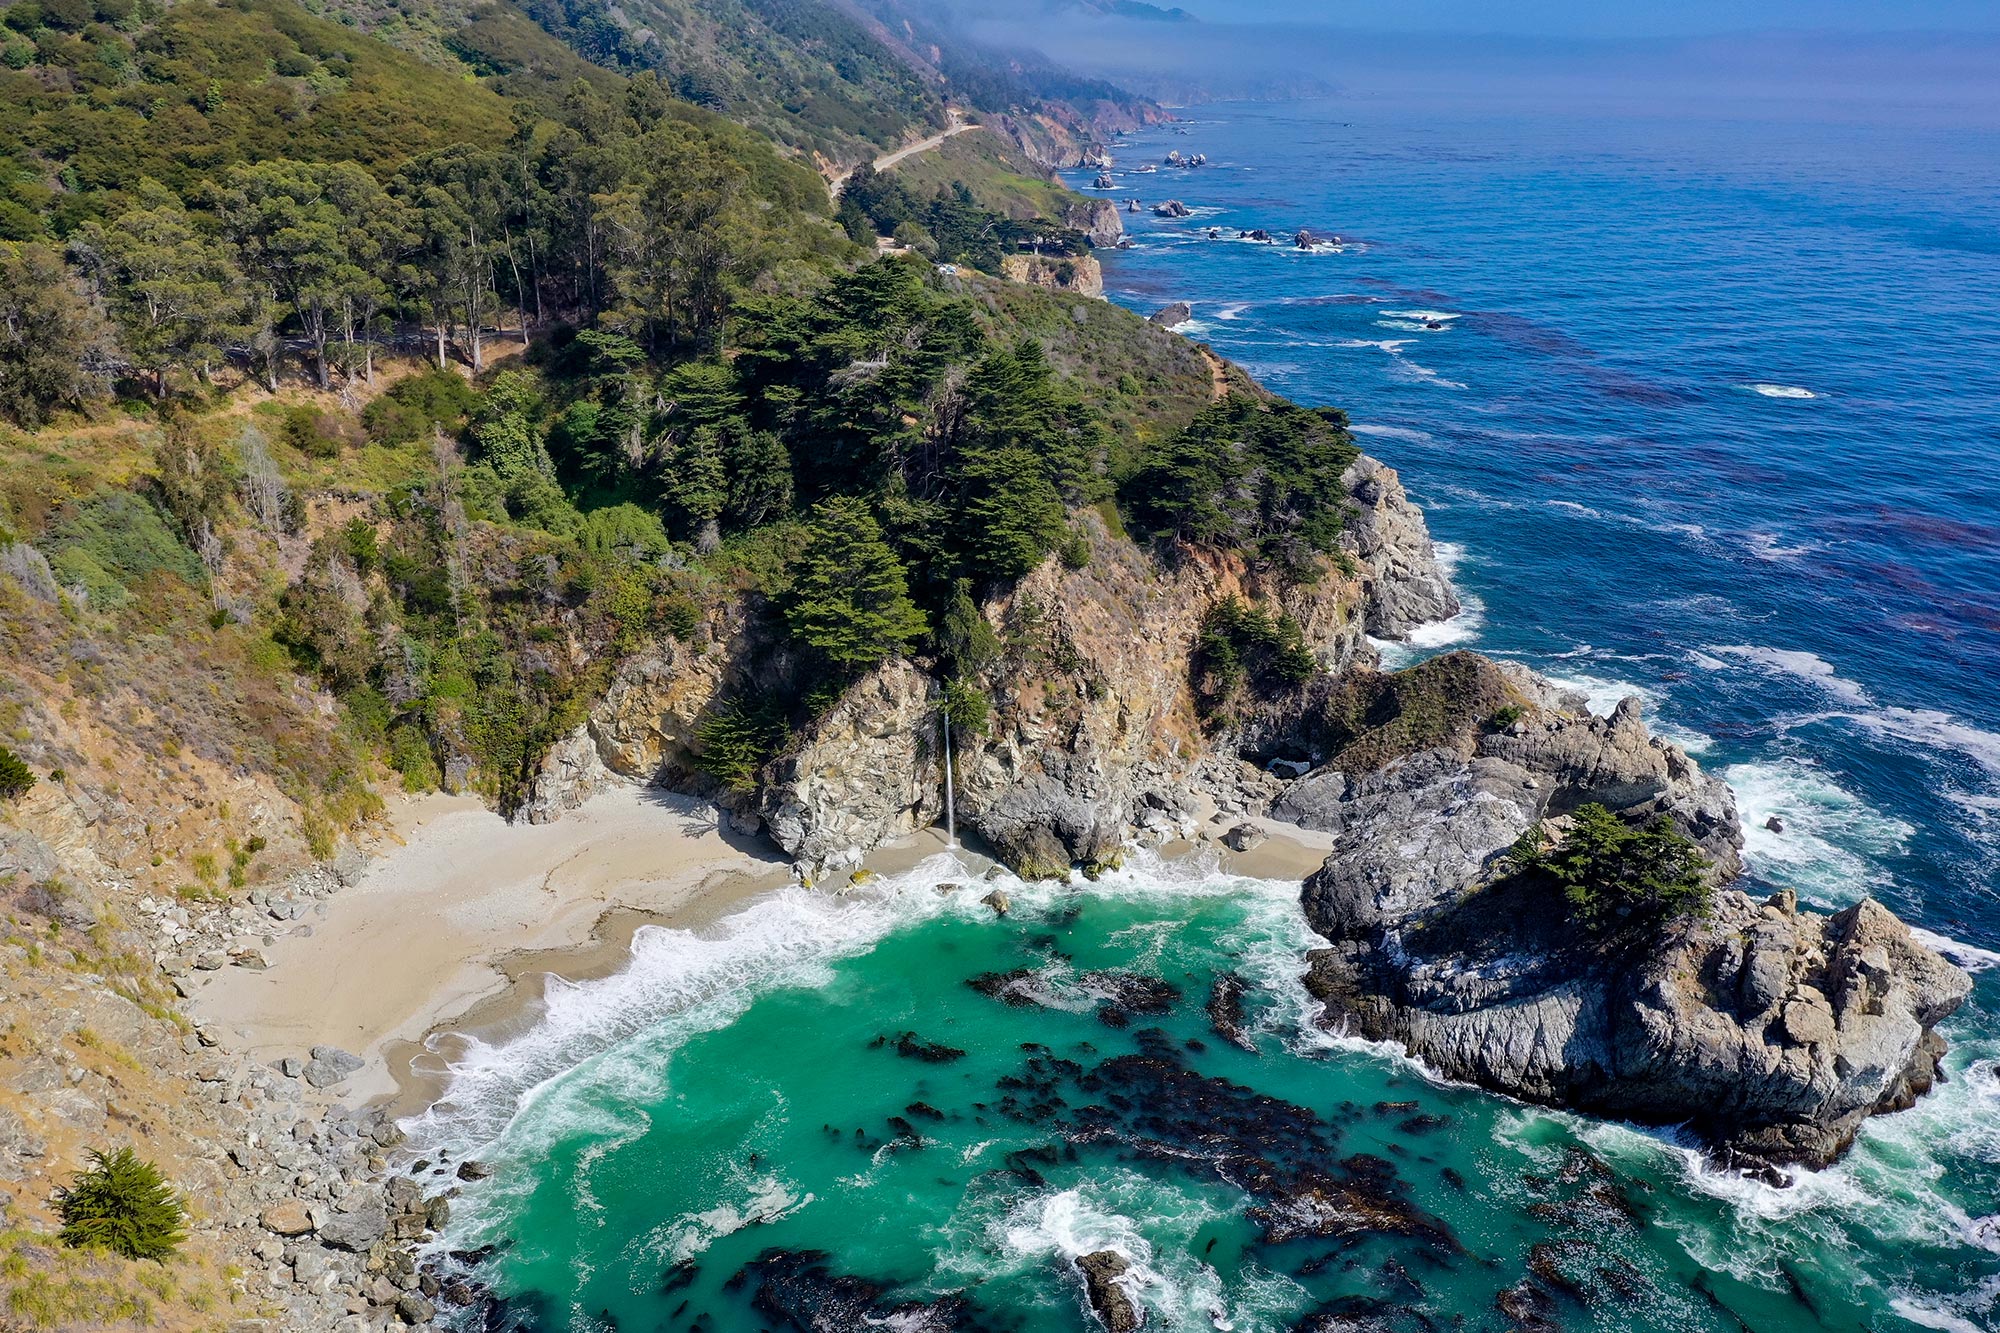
55;1147;188;1261
280;404;362;458
1191;596;1316;720
1508;803;1712;930
0;745;34;799
692;700;789;793
943;677;988;742
1488;704;1525;730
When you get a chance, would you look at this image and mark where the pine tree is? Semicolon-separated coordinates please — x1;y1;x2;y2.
55;1147;188;1262
784;497;928;671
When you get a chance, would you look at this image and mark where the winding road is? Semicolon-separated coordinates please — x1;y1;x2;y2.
831;110;976;196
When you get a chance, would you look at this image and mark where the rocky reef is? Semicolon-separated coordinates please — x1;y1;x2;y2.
1289;653;1970;1173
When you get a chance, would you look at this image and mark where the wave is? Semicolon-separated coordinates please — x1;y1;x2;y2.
1704;644;1873;705
1349;422;1437;444
1908;926;2000;972
1722;759;1914;907
1743;382;1819;399
402;860;983;1165
1381;309;1461;322
1848;706;2000;776
1333;336;1467;389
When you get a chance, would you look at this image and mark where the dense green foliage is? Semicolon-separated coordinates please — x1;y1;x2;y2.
0;0;843;411
839;165;1088;273
54;1148;187;1262
1122;395;1360;575
1509;803;1713;930
0;743;34;799
1191;594;1316;723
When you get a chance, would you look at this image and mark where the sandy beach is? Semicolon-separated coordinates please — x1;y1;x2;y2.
186;784;1333;1111
187;783;791;1103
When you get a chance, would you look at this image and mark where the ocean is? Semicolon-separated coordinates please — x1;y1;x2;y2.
408;100;2000;1331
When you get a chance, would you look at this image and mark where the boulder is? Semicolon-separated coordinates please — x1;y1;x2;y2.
1075;1251;1142;1333
1222;823;1266;853
1152;200;1190;218
317;1197;387;1252
303;1046;363;1089
260;1200;315;1237
1148;302;1192;328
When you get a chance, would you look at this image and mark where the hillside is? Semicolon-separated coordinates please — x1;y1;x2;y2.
0;0;1251;1323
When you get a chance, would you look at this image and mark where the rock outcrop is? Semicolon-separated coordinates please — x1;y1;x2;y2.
1339;455;1461;638
1290;657;1970;1172
1002;252;1105;299
760;660;941;875
1149;301;1192;328
1065;198;1126;248
1075;1250;1142;1332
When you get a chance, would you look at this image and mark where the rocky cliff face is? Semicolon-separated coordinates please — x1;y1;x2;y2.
1001;252;1105;299
524;452;1463;880
1065;198;1125;247
1340;456;1461;639
1289;656;1969;1173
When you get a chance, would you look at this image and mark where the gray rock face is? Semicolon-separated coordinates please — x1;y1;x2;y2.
1291;672;1969;1171
1149;301;1193;327
760;660;941;878
1339;455;1461;639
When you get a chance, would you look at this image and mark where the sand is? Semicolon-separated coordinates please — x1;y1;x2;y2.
189;785;1334;1111
187;784;790;1103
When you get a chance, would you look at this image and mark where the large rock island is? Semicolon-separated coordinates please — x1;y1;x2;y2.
1286;654;1970;1175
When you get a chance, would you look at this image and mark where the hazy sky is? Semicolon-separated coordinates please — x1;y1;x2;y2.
1176;0;2000;37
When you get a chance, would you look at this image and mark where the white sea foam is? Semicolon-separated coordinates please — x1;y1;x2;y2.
648;1172;813;1264
1848;706;2000;776
1723;759;1912;906
403;860;986;1186
1381;309;1460;322
1909;926;2000;972
1744;382;1818;399
1348;422;1436;444
935;1171;1296;1333
1706;644;1873;705
1214;303;1249;322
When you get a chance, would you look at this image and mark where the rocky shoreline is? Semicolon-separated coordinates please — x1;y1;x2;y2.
0;437;1972;1331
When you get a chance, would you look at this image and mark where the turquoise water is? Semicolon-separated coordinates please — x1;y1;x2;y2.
409;99;2000;1331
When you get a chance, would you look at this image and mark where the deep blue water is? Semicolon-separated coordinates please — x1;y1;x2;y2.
1077;101;2000;948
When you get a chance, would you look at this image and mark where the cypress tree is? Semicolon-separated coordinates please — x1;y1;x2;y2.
784;497;927;671
55;1147;188;1261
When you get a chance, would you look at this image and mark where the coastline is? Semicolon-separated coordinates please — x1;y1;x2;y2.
189;787;1334;1122
186;783;793;1106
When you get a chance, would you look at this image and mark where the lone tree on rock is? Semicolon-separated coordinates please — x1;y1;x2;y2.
55;1147;188;1261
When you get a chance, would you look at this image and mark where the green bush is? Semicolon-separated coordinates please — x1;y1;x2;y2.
1488;704;1525;730
0;745;35;799
1508;803;1712;930
54;1147;187;1261
42;490;206;609
943;677;988;742
280;404;363;459
692;700;790;793
1191;595;1316;720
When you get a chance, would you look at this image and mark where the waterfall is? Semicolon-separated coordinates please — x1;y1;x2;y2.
944;704;960;840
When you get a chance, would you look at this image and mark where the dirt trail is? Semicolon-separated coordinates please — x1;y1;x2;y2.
831;110;975;196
